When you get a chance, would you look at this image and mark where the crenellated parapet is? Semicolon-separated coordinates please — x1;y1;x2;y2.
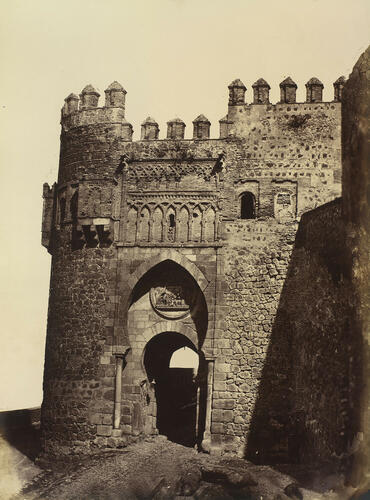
61;106;133;138
305;77;324;103
59;77;345;141
279;77;297;103
333;76;346;102
252;78;270;104
60;82;132;139
141;117;159;140
167;118;186;139
43;75;344;254
193;115;210;139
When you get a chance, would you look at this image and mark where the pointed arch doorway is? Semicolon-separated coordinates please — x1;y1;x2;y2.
127;258;209;448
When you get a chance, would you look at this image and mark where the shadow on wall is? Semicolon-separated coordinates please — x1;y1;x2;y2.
244;199;362;470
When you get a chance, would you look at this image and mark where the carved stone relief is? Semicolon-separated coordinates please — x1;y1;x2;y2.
126;162;216;186
150;285;191;319
272;180;297;222
125;197;219;243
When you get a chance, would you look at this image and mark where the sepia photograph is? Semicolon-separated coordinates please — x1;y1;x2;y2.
0;0;369;498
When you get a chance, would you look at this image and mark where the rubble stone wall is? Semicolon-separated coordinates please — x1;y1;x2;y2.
41;233;116;455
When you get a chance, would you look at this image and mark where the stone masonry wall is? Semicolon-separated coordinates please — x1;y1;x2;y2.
217;199;359;465
225;102;341;219
41;79;343;460
41;107;128;456
215;220;297;460
41;231;117;456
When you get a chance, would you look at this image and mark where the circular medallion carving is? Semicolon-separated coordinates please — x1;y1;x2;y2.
150;285;191;319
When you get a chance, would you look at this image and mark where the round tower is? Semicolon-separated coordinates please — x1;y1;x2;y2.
40;82;133;458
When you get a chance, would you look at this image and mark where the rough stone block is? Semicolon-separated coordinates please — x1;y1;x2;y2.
213;399;235;410
96;425;112;437
223;410;234;423
214;381;226;391
100;356;111;365
102;414;112;425
122;414;132;424
89;413;103;425
211;422;225;433
212;409;223;422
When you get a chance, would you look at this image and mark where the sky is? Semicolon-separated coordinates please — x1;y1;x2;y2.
0;0;369;410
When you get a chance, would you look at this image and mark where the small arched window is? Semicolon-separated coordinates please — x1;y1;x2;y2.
240;192;256;219
167;211;176;242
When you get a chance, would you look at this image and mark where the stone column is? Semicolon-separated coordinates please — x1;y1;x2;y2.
113;346;130;430
201;356;215;452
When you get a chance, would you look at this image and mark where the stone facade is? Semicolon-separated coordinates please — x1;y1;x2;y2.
41;72;355;464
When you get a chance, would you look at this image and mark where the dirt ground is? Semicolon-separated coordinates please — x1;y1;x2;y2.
0;410;365;500
1;434;363;500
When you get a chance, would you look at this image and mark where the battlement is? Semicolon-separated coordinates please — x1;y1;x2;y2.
60;77;345;140
50;74;343;248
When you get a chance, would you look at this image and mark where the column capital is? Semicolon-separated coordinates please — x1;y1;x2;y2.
113;345;130;357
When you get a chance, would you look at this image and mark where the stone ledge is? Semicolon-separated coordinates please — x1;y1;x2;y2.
116;242;223;248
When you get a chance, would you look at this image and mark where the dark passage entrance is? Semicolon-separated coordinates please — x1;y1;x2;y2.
144;332;199;447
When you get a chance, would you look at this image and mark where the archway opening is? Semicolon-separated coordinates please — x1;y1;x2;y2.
144;332;199;447
240;191;256;219
170;346;199;370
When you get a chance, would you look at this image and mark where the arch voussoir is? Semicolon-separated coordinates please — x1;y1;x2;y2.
127;249;209;291
148;321;198;348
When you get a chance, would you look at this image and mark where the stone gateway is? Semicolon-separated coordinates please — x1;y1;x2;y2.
40;54;368;477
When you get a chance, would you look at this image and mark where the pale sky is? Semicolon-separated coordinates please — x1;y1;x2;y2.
0;0;369;410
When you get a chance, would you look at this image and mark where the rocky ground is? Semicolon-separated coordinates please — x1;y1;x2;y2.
2;435;362;500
